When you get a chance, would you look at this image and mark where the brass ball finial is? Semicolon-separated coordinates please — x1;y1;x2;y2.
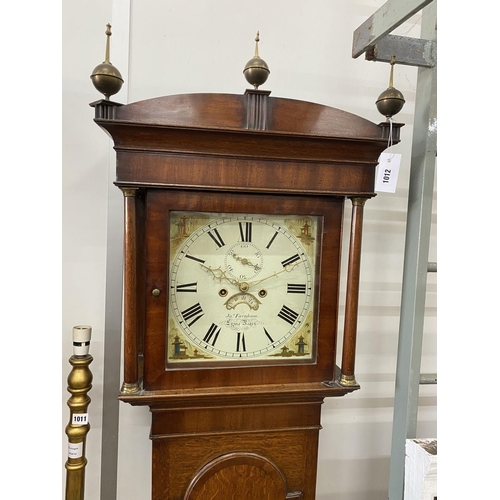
90;24;124;99
376;56;405;119
243;31;270;89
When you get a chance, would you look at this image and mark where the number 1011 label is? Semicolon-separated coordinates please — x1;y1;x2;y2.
72;413;89;425
375;153;401;193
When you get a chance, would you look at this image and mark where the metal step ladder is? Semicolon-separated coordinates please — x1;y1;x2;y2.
352;1;437;498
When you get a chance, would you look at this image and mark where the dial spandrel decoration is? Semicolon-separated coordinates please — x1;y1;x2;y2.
167;211;321;366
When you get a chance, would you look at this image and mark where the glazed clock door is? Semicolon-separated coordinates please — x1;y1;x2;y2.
143;188;344;391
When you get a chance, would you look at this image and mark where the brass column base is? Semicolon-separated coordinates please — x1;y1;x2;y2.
339;374;359;387
121;381;142;395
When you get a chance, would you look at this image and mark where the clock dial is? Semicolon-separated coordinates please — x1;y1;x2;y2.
167;211;320;365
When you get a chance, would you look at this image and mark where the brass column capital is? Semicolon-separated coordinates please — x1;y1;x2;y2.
120;187;138;197
351;197;368;207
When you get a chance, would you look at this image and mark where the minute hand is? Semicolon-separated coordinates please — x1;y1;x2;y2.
247;261;302;289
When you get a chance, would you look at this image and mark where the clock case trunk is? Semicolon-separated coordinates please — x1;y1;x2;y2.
92;91;401;500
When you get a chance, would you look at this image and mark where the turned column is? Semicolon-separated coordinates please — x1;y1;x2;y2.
340;197;367;386
120;187;140;394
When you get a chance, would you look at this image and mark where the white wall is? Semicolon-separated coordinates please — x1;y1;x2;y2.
62;0;114;497
62;1;436;499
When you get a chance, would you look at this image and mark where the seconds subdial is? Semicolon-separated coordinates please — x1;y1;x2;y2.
224;242;264;282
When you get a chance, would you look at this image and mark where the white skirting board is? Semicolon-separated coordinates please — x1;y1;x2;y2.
404;439;437;500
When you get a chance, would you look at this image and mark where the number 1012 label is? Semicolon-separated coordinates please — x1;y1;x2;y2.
375;153;401;193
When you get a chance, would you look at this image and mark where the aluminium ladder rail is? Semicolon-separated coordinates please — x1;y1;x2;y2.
351;1;437;499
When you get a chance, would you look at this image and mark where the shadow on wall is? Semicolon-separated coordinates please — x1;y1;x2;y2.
316;456;390;500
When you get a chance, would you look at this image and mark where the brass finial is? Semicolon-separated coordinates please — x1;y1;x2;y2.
90;24;124;100
254;31;261;57
243;31;270;89
375;56;405;119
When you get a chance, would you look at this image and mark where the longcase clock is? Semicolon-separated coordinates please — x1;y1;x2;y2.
91;83;401;498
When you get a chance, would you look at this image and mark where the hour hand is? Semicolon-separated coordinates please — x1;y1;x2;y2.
200;263;240;286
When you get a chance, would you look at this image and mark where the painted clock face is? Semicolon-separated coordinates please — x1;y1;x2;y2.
167;211;321;366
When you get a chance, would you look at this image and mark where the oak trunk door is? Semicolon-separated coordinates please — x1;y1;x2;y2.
184;453;301;500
